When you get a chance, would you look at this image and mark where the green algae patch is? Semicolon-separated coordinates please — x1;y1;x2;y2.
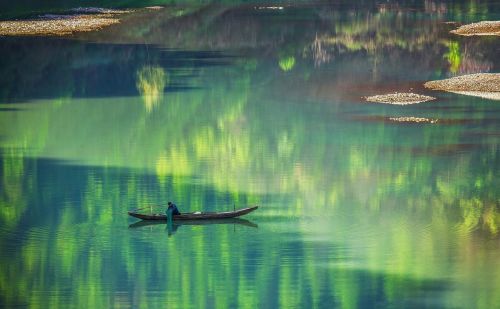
450;21;500;36
365;92;436;105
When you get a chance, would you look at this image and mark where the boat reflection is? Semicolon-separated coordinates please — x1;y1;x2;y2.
128;218;259;229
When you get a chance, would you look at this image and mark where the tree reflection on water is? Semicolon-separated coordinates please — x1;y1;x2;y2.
0;1;499;308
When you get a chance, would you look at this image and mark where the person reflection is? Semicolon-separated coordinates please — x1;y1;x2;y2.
167;221;179;237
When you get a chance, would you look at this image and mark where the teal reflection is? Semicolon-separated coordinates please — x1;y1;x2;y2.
1;1;500;308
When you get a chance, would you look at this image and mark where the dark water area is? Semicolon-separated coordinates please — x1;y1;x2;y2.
1;1;499;308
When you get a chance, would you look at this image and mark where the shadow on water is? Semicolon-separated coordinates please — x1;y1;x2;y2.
0;37;233;103
463;131;500;138
335;270;452;309
378;143;480;156
254;237;454;308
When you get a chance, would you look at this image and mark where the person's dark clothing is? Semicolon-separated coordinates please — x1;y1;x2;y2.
167;203;181;216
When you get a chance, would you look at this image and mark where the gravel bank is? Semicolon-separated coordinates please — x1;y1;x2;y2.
450;21;500;36
0;10;130;36
365;92;436;105
388;117;438;123
424;73;500;101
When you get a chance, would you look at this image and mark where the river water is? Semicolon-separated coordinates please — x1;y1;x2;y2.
0;1;499;308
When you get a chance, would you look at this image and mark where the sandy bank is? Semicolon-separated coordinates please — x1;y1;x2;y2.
365;92;436;105
450;21;500;36
424;73;500;100
0;9;131;36
424;73;500;92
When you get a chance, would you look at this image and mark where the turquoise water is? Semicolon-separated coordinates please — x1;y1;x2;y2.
0;2;499;308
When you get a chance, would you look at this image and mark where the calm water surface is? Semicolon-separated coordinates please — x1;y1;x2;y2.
1;1;499;308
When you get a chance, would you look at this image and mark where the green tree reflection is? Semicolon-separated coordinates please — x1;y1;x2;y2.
1;1;499;308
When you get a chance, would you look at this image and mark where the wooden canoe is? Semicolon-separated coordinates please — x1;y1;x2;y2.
128;206;258;221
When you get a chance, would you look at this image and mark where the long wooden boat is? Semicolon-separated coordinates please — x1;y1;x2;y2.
128;206;258;221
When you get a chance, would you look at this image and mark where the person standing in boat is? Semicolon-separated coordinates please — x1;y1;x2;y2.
167;201;181;216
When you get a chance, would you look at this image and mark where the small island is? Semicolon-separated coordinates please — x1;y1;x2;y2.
365;92;436;105
388;117;438;124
